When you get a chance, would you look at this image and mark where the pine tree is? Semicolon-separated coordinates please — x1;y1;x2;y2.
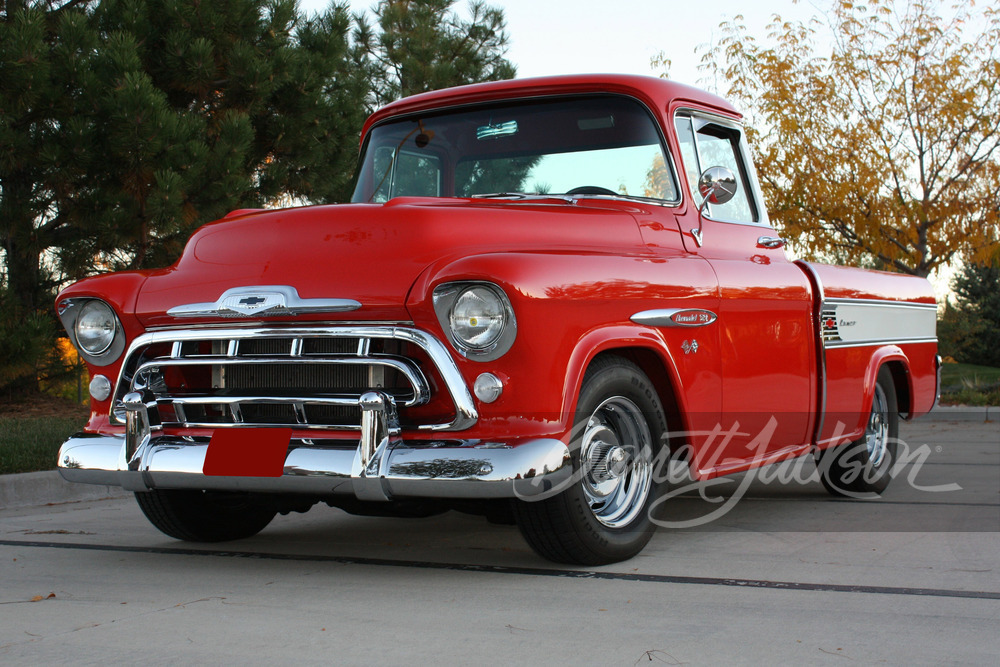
353;0;516;109
76;0;369;270
939;261;1000;367
0;0;367;393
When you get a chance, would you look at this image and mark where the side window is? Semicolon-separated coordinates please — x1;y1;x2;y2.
675;115;758;224
674;117;701;199
370;147;442;203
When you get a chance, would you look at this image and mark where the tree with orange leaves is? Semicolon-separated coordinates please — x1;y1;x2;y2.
692;0;1000;277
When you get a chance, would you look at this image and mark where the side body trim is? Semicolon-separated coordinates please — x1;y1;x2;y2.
821;299;937;348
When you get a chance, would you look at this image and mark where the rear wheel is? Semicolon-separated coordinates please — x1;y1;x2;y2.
818;366;899;497
135;489;276;542
513;356;666;565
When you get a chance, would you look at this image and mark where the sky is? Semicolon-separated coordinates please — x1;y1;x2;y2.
300;0;824;87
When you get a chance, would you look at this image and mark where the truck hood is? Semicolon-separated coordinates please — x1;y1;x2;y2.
134;198;647;327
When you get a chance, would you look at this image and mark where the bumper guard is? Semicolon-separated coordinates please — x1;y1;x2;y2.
58;390;571;501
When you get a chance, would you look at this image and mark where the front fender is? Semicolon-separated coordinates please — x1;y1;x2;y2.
406;249;714;442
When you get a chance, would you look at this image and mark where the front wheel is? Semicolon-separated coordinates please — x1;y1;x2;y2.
135;489;277;542
818;366;899;497
513;356;666;565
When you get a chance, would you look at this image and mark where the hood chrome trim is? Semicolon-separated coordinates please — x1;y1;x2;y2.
167;285;361;318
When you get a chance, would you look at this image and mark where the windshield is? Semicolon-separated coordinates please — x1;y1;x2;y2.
351;95;678;203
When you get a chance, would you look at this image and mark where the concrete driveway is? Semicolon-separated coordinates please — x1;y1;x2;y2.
1;417;997;664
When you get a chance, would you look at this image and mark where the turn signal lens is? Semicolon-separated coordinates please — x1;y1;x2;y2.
89;375;113;401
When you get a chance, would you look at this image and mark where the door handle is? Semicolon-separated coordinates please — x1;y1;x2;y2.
757;236;786;249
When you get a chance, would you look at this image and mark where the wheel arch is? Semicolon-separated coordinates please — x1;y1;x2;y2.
860;346;913;431
562;328;687;452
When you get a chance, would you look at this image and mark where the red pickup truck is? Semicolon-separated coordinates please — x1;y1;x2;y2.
56;75;939;564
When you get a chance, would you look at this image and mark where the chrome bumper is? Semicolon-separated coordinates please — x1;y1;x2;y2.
57;390;571;500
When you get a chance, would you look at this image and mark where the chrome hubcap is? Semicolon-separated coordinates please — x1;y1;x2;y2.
580;397;653;528
865;384;889;467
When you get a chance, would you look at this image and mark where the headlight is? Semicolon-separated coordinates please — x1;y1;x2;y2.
450;286;506;349
433;282;517;361
74;300;118;355
57;297;125;366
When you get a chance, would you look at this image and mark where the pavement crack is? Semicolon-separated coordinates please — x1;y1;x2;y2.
504;624;531;634
818;647;854;660
634;649;686;665
174;596;226;609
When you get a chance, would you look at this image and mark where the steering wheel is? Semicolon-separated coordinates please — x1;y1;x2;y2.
565;185;619;196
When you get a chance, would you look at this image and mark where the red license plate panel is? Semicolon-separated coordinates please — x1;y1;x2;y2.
203;428;292;477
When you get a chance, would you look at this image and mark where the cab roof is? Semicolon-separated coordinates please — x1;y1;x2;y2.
360;74;741;143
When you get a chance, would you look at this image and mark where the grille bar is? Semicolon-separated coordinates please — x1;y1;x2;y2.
160;395;367;407
133;356;428;407
112;326;478;432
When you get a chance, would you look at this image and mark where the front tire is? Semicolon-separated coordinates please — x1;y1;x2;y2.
135;489;277;542
818;366;899;497
513;356;666;565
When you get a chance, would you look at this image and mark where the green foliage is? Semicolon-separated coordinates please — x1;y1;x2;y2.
0;283;85;401
0;416;85;474
1;0;367;279
938;261;1000;367
0;0;368;392
354;0;516;107
0;286;56;396
939;362;1000;388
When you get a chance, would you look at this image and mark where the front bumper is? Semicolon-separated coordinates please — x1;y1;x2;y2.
58;391;571;501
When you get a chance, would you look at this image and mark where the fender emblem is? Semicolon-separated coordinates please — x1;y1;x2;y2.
630;308;718;328
168;285;361;318
682;339;699;355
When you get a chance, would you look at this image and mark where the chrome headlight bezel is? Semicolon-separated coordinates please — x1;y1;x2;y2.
57;297;126;366
433;282;517;362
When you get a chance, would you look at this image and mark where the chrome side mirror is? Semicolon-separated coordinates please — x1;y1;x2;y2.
689;166;738;248
697;166;738;211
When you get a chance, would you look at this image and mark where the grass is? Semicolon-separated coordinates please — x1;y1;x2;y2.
940;362;1000;388
939;362;1000;406
0;416;86;475
941;387;1000;406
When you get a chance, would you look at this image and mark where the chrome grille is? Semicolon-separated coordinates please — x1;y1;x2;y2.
113;328;437;431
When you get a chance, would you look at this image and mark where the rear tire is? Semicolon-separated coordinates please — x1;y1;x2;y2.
818;366;899;497
135;489;276;542
513;356;666;565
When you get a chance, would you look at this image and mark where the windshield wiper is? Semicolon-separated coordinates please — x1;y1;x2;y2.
471;192;534;199
471;192;576;203
471;192;653;206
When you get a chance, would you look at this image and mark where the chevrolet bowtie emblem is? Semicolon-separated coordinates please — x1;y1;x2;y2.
167;286;362;318
221;291;285;316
